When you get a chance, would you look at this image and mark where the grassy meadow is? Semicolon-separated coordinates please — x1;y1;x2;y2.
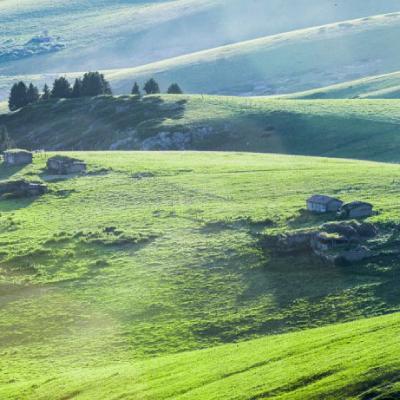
3;312;400;399
4;95;400;162
1;151;400;398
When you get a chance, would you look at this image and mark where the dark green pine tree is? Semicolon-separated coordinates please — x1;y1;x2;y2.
41;83;51;100
143;78;160;95
167;83;183;94
26;83;40;104
71;78;83;98
51;77;72;98
131;82;141;97
8;81;28;111
103;77;112;95
81;72;112;97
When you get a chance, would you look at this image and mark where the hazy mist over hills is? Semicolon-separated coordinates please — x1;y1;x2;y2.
2;0;400;76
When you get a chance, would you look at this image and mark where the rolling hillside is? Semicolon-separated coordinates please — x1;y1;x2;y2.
100;12;400;97
3;94;400;162
4;7;400;99
3;313;400;399
2;0;400;77
285;70;400;99
1;151;400;398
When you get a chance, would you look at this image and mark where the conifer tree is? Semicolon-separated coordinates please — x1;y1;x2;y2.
81;72;112;97
41;84;51;100
26;83;40;104
167;83;183;94
131;82;141;97
71;78;82;98
8;81;28;111
143;78;160;95
51;77;72;98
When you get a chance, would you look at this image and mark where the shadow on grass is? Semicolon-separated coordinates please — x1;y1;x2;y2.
135;96;187;140
0;95;188;151
0;196;37;212
288;209;339;229
0;164;25;181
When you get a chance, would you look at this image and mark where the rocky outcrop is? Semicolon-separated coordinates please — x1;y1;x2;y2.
141;132;190;150
321;221;377;238
264;230;317;253
339;246;372;263
262;221;378;266
140;126;218;151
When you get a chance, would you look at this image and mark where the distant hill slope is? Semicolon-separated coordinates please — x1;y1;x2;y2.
2;0;400;80
4;312;400;400
3;94;400;162
284;70;400;99
98;13;400;97
2;151;400;398
4;11;400;100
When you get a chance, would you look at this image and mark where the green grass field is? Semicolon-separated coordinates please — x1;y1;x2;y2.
4;313;400;399
2;151;400;398
3;94;400;162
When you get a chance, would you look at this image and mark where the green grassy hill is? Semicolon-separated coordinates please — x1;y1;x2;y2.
3;94;400;162
3;312;400;399
286;70;400;99
1;151;400;398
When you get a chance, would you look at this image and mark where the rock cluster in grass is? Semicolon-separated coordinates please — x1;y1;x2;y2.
0;179;47;199
141;131;190;150
140;126;216;150
262;221;378;265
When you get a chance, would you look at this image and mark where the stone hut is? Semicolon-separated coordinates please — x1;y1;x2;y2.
339;202;373;219
0;179;47;198
46;155;86;175
3;149;33;166
307;195;343;213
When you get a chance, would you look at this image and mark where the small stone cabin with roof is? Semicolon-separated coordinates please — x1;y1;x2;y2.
46;155;86;175
339;201;373;218
3;149;33;166
307;195;343;213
